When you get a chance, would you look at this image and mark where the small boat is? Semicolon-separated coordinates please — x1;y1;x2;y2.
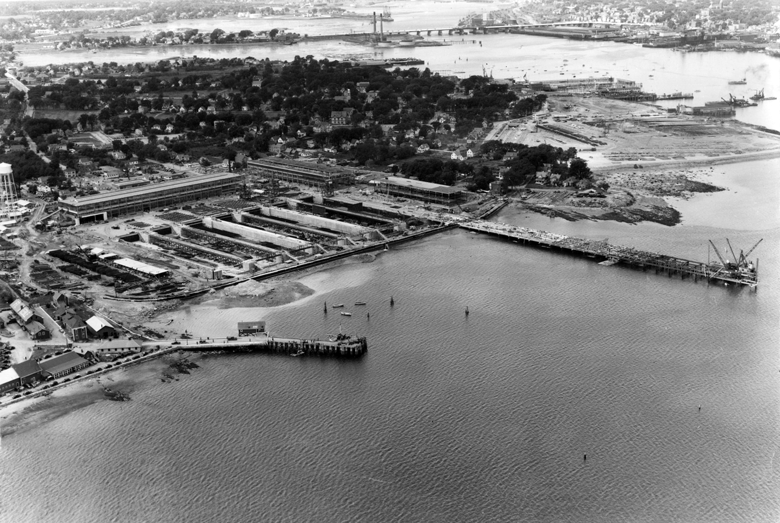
354;302;366;306
290;349;305;357
728;78;746;85
332;304;345;308
340;312;352;316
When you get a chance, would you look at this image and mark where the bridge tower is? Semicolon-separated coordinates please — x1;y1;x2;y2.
0;162;19;217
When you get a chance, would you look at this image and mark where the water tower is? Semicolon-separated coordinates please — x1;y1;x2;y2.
0;162;19;217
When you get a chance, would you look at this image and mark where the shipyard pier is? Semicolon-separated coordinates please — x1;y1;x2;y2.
460;220;760;288
171;333;368;358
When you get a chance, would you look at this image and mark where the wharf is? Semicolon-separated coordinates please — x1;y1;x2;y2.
171;334;368;357
460;221;759;288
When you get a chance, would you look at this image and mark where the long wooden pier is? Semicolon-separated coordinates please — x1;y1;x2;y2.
460;221;759;288
169;334;368;358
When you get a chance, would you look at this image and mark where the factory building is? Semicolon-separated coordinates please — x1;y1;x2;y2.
248;158;353;187
58;173;244;224
377;177;464;205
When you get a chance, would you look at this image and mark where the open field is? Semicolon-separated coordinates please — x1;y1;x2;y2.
31;109;100;122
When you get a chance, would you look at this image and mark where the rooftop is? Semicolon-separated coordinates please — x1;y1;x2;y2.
0;367;19;385
60;172;243;207
12;359;42;378
114;258;169;277
86;315;113;332
39;352;88;376
382;176;464;195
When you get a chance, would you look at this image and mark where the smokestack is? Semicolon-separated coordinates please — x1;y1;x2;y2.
380;14;384;41
373;12;377;37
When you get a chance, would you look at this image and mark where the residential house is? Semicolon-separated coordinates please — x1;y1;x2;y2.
27;321;50;340
10;299;37;324
331;108;355;126
62;313;88;341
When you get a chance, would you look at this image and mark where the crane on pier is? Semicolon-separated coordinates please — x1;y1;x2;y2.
738;238;762;267
708;239;760;282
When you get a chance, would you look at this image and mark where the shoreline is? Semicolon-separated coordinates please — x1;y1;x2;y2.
591;148;780;174
0;351;203;438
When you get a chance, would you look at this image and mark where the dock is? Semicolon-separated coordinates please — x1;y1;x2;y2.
170;334;368;357
460;221;759;288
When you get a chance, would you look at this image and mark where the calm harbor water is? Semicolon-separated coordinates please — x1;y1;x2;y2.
2;5;780;520
1;157;779;522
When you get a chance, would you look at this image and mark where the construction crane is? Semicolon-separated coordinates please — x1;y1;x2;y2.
708;240;732;271
709;238;761;281
738;238;762;267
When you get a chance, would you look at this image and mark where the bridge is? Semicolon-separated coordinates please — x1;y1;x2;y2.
376;20;650;37
304;20;655;41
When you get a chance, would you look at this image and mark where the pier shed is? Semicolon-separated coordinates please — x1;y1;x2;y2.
238;321;266;336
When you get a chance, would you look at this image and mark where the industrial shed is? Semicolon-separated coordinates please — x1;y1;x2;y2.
86;316;116;338
39;352;90;379
113;258;170;278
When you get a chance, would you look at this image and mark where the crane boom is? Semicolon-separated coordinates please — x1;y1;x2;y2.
725;239;738;266
708;240;729;267
742;238;763;262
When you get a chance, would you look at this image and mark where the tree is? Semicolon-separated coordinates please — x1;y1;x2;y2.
568;158;592;180
211;29;225;42
269;28;279;40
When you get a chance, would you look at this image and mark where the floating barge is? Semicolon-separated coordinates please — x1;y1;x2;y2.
460;221;759;289
172;333;368;357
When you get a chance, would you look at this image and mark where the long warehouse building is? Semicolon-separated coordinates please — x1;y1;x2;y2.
248;158;353;187
59;173;243;224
